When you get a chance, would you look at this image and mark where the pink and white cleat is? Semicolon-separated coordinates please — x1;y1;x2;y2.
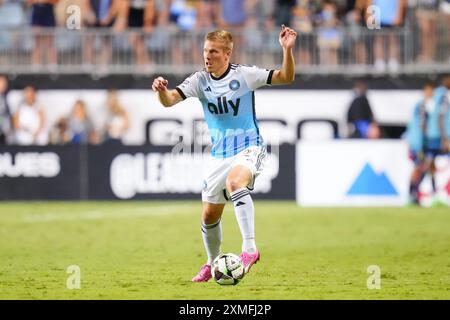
240;250;260;274
191;264;212;282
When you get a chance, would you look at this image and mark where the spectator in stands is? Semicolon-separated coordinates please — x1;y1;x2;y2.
440;0;450;64
0;0;26;30
0;75;12;145
12;86;46;145
242;15;264;65
49;116;71;145
218;0;247;59
370;0;406;73
119;0;155;66
343;0;369;65
103;89;129;144
262;14;281;66
346;80;381;139
196;0;221;29
316;0;342;66
147;0;171;65
291;0;315;65
275;0;296;26
28;0;59;69
68;99;100;144
54;0;82;25
245;0;276;27
170;0;202;66
218;0;246;29
81;0;123;68
405;81;436;205
415;0;439;64
242;0;275;65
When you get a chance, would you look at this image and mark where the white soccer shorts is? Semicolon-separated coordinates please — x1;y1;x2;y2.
201;145;267;204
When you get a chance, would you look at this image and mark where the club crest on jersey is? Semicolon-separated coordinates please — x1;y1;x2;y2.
208;97;240;116
229;79;240;91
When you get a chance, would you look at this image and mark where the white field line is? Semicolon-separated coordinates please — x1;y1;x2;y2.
22;205;194;223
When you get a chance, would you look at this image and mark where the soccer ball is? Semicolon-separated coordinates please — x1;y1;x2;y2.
212;253;245;285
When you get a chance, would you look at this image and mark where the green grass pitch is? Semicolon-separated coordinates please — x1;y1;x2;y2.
0;201;449;299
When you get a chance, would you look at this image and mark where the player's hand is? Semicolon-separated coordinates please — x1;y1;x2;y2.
100;16;110;26
279;25;297;50
113;18;126;33
84;10;96;25
152;76;168;92
367;123;381;139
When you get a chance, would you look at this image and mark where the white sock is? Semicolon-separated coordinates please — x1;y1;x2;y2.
201;219;222;265
230;188;257;253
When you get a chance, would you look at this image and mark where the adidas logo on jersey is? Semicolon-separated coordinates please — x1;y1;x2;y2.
207;97;240;116
205;86;211;92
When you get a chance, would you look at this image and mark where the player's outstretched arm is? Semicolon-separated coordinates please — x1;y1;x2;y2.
271;25;297;85
152;76;183;108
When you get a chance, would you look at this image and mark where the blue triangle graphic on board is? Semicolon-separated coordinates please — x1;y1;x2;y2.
347;163;398;196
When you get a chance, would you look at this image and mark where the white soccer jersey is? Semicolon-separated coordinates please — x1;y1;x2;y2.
176;63;274;158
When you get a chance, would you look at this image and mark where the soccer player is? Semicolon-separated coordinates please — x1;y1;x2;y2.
152;25;297;282
406;81;436;205
406;76;450;205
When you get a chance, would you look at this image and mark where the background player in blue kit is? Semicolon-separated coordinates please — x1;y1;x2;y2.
152;25;297;282
406;76;450;205
406;81;436;205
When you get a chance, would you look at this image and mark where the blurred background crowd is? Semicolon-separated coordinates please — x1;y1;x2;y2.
0;0;449;72
0;75;130;146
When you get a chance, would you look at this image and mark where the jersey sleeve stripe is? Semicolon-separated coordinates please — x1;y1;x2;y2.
175;87;187;100
267;70;274;85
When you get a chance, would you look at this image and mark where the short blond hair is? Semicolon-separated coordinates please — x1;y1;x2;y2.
205;30;234;51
